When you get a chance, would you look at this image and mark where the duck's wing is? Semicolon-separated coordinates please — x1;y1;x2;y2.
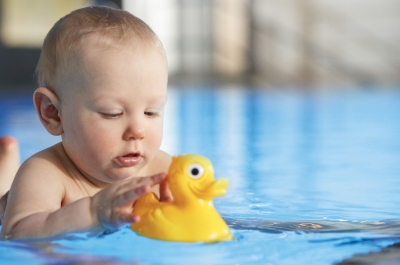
132;193;173;229
133;192;160;214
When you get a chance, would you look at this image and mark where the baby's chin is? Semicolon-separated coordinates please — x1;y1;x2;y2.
106;166;147;181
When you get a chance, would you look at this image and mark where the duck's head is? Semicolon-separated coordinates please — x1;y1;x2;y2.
167;155;229;201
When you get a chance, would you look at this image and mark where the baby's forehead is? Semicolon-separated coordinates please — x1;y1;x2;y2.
73;34;166;65
60;35;168;96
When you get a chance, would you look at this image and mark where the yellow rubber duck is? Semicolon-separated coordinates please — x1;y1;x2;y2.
131;154;232;243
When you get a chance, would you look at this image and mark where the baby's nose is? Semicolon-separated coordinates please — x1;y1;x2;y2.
123;120;145;140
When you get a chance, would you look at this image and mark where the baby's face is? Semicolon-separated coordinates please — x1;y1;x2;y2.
59;40;168;185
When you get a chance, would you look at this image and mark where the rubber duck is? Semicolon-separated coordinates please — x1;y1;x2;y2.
131;154;232;243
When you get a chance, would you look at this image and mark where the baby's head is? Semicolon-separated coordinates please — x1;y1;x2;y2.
34;6;168;183
36;5;166;95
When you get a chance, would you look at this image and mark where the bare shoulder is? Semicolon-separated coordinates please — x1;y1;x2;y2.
16;143;67;185
146;150;172;175
5;144;66;221
1;144;67;234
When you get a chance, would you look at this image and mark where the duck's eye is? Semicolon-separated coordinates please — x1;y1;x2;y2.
188;164;204;179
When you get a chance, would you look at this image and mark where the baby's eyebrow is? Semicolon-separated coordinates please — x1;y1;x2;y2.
148;105;165;112
86;96;122;109
147;104;166;112
90;95;116;102
148;95;167;105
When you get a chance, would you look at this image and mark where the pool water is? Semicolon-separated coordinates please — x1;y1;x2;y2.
1;87;400;264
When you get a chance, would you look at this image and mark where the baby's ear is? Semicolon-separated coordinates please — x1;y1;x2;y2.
33;87;63;136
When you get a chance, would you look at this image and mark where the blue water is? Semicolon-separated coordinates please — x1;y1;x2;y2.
1;87;400;264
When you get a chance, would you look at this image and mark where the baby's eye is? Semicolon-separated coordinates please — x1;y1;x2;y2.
101;112;122;118
144;111;158;117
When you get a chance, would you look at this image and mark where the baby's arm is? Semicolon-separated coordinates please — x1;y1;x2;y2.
1;157;166;240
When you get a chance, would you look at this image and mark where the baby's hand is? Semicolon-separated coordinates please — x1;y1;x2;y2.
91;173;166;232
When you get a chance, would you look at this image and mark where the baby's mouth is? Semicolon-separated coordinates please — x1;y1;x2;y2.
123;153;140;158
116;152;142;167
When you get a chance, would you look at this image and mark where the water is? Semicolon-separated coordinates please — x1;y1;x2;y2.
1;87;400;264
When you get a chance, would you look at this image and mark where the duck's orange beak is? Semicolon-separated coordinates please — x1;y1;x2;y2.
189;178;229;199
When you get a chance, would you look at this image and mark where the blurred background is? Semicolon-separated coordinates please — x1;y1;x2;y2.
0;0;399;90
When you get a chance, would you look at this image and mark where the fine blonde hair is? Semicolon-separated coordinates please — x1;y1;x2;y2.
36;6;164;92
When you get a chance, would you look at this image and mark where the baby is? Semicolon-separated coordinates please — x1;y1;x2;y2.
0;6;173;239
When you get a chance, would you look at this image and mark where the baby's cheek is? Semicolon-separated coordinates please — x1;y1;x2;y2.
86;125;118;152
148;126;163;153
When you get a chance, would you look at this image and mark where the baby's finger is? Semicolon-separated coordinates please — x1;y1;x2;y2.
118;173;166;193
117;185;150;207
136;173;166;186
124;173;165;192
116;212;140;226
159;179;173;202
